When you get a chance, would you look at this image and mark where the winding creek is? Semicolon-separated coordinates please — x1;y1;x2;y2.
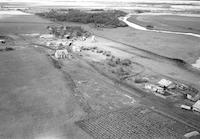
120;14;200;69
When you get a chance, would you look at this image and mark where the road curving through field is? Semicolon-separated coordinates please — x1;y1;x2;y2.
119;14;200;69
120;14;200;38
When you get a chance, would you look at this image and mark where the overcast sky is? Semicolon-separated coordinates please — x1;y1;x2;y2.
1;0;197;2
1;0;200;5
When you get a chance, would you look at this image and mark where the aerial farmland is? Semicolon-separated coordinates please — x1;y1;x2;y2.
0;1;200;139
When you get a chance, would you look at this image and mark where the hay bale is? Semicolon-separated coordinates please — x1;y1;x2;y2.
92;46;98;50
82;47;90;51
97;50;103;53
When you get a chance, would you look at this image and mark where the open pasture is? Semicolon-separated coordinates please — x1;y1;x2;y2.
0;14;53;34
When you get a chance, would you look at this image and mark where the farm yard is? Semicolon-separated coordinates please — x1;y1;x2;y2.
24;23;200;131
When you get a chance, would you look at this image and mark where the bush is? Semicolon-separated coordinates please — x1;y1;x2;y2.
106;53;111;57
146;25;154;29
115;67;130;76
5;47;15;51
134;10;151;13
108;60;117;67
97;50;103;53
134;78;149;83
103;51;111;55
121;59;131;66
115;58;121;64
91;9;104;11
107;57;121;67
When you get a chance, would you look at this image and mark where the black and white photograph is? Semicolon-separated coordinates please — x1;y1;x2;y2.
0;0;200;138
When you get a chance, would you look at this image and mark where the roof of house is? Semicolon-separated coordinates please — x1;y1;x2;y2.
193;100;200;110
158;79;172;87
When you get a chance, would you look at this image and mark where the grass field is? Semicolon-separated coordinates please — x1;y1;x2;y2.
0;14;53;34
86;26;200;64
127;14;200;35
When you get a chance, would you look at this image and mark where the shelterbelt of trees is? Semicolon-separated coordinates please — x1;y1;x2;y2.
36;9;128;28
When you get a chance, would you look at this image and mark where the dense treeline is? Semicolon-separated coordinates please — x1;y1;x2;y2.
90;9;104;11
36;9;128;28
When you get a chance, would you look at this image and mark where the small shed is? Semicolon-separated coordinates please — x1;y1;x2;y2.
46;42;53;47
55;49;68;59
145;84;164;94
91;35;96;42
0;39;6;44
180;105;191;110
71;45;81;52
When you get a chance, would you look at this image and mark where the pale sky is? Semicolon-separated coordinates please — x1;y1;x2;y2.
1;0;198;2
1;0;200;5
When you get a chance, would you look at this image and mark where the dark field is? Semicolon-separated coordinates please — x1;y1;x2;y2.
76;106;194;139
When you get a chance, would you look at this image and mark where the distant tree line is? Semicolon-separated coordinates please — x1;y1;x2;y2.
36;9;128;28
134;10;151;13
90;9;104;11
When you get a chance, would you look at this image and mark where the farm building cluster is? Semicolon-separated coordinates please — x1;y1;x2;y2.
36;25;95;59
37;25;115;60
144;78;200;112
36;25;200;113
145;79;199;100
